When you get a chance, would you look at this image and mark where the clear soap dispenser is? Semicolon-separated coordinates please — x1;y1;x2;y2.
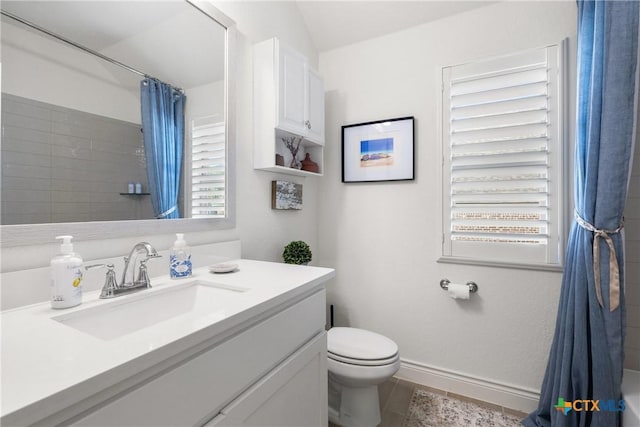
170;233;192;279
50;235;83;309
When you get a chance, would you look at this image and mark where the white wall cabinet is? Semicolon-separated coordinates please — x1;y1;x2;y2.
66;290;327;427
306;68;325;144
277;44;306;136
254;38;325;176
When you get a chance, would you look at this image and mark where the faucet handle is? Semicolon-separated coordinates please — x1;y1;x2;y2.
86;264;119;299
136;254;161;288
85;263;111;270
137;259;152;288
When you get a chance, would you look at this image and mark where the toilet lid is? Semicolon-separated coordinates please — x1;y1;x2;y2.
327;327;398;361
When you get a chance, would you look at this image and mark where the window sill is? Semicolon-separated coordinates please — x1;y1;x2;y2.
437;256;564;273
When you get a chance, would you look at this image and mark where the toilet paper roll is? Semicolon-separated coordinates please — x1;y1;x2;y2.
448;283;470;300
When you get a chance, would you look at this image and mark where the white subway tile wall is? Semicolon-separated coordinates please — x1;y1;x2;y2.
626;145;640;370
1;94;153;224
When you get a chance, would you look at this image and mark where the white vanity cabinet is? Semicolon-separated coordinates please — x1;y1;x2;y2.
254;38;325;176
1;260;335;427
64;290;327;427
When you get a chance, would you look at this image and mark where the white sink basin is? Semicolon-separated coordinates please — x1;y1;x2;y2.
52;280;248;340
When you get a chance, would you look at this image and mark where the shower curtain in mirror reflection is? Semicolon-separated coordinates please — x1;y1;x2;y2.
524;1;638;427
141;79;186;219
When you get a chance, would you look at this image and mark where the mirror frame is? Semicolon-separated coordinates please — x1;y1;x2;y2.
1;0;236;247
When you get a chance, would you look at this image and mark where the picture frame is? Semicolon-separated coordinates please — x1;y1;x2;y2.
341;116;415;183
271;180;303;210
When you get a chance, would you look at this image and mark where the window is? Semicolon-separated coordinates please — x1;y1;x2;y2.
190;116;226;218
441;43;566;268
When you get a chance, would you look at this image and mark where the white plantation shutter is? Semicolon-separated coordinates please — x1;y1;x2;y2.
191;117;225;218
442;44;566;267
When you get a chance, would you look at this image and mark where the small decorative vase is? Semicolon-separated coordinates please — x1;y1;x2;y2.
301;153;319;173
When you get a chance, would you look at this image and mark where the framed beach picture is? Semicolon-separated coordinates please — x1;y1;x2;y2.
341;116;415;183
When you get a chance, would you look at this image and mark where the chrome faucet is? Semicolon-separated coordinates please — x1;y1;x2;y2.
86;242;161;299
121;242;161;288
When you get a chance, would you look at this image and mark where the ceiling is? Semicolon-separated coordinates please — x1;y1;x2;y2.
0;0;496;87
1;1;186;51
1;1;225;89
295;1;496;52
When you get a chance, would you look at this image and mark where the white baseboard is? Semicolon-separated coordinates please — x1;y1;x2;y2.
396;358;540;413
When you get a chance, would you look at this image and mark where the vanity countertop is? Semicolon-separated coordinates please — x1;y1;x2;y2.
0;259;334;424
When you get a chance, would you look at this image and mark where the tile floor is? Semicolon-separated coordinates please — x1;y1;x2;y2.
329;377;529;427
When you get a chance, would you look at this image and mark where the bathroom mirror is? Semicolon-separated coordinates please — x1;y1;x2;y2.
0;0;236;246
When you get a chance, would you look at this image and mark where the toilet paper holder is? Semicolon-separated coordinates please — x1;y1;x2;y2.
440;278;478;293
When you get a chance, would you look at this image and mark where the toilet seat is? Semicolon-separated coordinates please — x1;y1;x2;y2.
328;327;398;366
328;351;399;366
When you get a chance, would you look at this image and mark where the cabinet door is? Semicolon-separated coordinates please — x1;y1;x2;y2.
69;291;326;427
305;67;325;145
277;45;306;135
207;332;327;427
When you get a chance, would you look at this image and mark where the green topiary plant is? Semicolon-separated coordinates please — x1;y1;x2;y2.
283;241;312;265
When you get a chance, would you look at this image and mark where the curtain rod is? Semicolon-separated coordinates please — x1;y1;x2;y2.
1;9;183;91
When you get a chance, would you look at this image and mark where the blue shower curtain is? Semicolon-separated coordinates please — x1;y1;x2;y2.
140;78;186;219
524;1;638;426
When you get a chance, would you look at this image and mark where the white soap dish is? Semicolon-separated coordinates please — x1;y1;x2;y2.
209;262;239;274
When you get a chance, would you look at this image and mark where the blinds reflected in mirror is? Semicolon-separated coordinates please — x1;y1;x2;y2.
191;117;225;218
442;43;565;265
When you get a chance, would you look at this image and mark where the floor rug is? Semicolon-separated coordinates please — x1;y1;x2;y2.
402;389;523;427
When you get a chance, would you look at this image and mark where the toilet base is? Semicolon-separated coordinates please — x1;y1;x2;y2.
328;379;381;427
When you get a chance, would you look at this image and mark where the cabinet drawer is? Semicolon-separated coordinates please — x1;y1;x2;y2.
206;332;327;427
71;290;326;426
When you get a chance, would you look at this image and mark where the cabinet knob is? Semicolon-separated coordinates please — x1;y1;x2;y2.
305;120;311;130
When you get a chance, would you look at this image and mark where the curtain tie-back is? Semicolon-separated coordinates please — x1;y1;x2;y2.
156;205;177;219
575;211;624;311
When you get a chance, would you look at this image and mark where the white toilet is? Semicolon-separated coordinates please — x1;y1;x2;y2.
327;327;400;427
